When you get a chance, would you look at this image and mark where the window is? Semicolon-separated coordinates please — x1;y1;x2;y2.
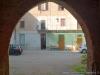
58;5;64;11
41;20;45;30
19;34;25;48
60;18;65;26
20;20;25;28
38;3;48;11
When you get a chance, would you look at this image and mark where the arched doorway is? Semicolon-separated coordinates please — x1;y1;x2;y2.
0;0;99;75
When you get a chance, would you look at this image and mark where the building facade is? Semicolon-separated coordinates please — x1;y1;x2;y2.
10;2;86;51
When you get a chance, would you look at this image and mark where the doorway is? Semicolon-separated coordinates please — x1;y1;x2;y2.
76;34;83;50
58;35;65;50
41;33;46;49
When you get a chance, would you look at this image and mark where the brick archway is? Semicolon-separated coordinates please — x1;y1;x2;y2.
0;0;100;75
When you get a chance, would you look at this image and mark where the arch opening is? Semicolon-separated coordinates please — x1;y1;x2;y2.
0;0;96;75
8;1;93;75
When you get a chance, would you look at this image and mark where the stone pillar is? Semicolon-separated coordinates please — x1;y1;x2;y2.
0;33;9;75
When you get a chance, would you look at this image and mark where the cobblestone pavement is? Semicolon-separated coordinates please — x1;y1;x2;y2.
9;50;81;75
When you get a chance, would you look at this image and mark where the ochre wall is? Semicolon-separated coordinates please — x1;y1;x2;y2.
0;0;100;74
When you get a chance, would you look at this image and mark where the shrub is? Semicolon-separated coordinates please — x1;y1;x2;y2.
72;54;87;75
81;54;87;65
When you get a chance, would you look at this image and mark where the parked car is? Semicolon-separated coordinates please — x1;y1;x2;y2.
79;44;87;53
9;44;23;55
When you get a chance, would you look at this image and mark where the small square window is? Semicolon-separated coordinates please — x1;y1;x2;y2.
38;3;48;11
41;20;45;30
60;18;65;26
20;21;25;28
58;5;64;11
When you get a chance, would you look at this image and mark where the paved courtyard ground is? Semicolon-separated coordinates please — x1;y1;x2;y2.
9;50;81;75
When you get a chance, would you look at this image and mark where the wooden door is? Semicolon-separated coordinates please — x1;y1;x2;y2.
76;35;83;49
58;35;65;50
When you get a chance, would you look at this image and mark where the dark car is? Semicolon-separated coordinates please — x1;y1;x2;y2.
9;44;23;55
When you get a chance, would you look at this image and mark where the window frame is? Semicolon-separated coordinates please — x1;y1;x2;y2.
58;5;64;11
20;20;25;28
38;3;48;11
60;18;65;26
41;20;46;30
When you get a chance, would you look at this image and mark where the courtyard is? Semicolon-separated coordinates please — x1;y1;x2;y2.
9;50;81;75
